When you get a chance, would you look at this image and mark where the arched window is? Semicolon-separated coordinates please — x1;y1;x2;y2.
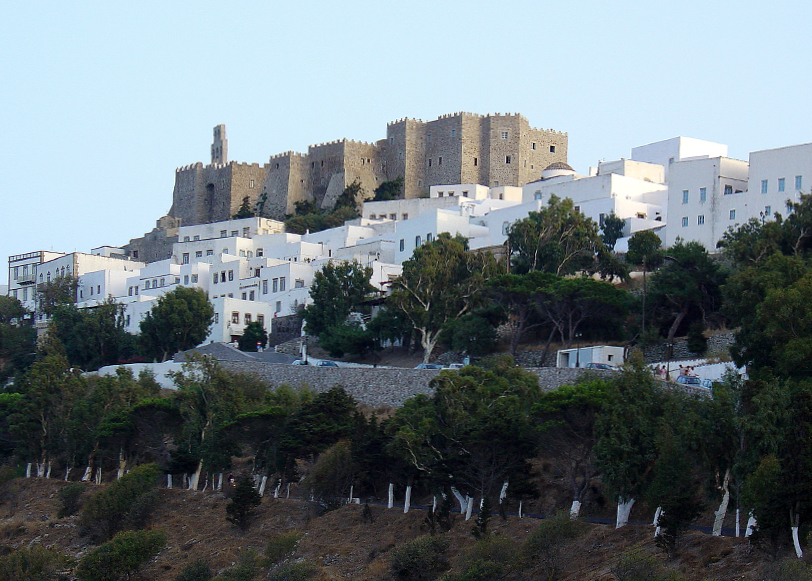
415;235;422;247
426;233;433;243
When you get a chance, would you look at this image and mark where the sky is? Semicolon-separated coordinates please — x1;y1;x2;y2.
3;0;811;285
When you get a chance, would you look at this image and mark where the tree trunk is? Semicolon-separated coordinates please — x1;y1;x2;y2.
81;466;92;482
64;467;71;481
403;485;412;514
792;509;803;558
36;462;45;478
258;475;267;497
95;468;102;485
712;469;731;536
570;500;582;519
736;508;740;537
653;507;663;537
117;450;126;480
25;463;31;478
667;307;689;343
616;498;635;528
499;481;509;504
451;487;468;514
217;473;223;491
465;496;474;521
45;461;51;479
167;474;172;489
189;460;203;491
518;500;523;519
388;483;394;509
419;330;441;364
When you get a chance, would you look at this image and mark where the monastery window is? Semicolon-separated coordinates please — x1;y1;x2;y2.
682;190;689;204
550;145;556;153
243;227;250;237
295;279;305;288
402;213;408;220
426;233;433;243
132;251;139;259
415;235;422;247
232;312;239;324
192;274;199;283
724;185;733;195
250;179;254;188
390;137;394;144
47;272;51;283
427;135;431;142
779;178;786;193
240;250;246;257
184;275;189;285
451;129;456;137
399;239;405;252
214;313;219;324
257;314;264;326
273;279;278;293
262;280;268;294
220;230;227;238
765;205;772;216
730;209;736;220
231;231;238;237
276;163;280;169
700;187;707;202
796;176;803;191
276;301;282;313
501;131;508;139
462;191;469;197
761;180;768;194
135;287;138;295
174;277;180;284
370;214;376;219
242;292;247;300
12;267;17;280
256;248;263;257
390;213;396;220
193;235;199;241
438;157;442;166
534;191;542;200
184;236;190;242
128;287;133;296
698;215;705;225
505;156;511;164
228;270;234;281
682;217;688;227
361;158;364;165
183;253;190;264
195;251;203;258
213;273;219;284
502;221;510;235
418;180;422;187
248;251;254;258
531;142;536;150
228;293;233;298
321;160;324;167
428;159;432;167
160;278;165;287
312;162;315;168
207;249;214;256
280;277;286;291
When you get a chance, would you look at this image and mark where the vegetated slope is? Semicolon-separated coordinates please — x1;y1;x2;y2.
0;477;769;581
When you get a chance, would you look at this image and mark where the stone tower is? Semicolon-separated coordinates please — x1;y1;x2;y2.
211;124;228;165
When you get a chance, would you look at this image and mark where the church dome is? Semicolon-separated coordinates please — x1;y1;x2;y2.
541;161;576;180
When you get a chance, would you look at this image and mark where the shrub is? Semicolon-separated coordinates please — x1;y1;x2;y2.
213;549;259;581
471;497;491;539
522;512;588;581
301;440;355;511
762;558;812;581
444;535;519;581
76;529;166;581
686;322;707;355
389;535;450;581
123;488;160;530
267;561;317;581
174;559;212;581
612;551;687;581
80;463;161;541
58;482;87;518
225;474;261;532
0;546;73;581
265;531;302;566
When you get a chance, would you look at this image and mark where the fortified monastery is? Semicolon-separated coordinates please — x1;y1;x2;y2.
6;111;812;354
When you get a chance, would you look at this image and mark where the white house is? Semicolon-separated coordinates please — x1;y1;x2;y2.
748;143;812;222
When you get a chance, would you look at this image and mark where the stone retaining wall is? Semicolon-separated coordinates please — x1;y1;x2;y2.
219;361;615;408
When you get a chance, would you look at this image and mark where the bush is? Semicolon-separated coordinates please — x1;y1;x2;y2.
0;546;73;581
175;559;212;581
301;440;355;511
762;558;812;581
80;463;161;541
522;512;588;581
213;549;258;581
686;322;707;355
389;535;450;581
444;535;519;581
225;474;262;532
265;531;302;565
76;529;166;581
58;482;87;518
267;561;317;581
612;551;687;581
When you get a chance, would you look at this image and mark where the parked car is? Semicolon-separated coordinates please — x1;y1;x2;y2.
317;360;339;367
585;363;614;370
675;375;702;386
701;379;714;389
291;359;309;366
415;363;444;370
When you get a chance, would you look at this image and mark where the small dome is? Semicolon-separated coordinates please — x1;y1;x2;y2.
541;161;576;180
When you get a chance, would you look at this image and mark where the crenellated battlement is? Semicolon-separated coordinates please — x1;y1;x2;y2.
176;162;204;172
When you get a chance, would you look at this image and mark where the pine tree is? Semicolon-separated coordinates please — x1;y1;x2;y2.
226;474;262;532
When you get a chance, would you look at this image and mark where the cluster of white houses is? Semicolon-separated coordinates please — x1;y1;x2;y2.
6;136;812;349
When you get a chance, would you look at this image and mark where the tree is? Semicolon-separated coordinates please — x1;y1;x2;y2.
0;297;35;382
507;195;607;276
373;176;404;201
390;234;498;363
303;260;375;337
601;213;625;251
648;240;726;343
76;529;166;581
487;272;550;356
139;287;214;362
226;473;262;532
238;321;267;352
626;230;663;334
233;196;254;219
36;275;78;317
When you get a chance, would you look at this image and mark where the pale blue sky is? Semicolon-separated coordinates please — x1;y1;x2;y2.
3;0;811;284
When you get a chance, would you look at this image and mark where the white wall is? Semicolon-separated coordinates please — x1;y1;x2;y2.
632;137;728;180
748;143;812;222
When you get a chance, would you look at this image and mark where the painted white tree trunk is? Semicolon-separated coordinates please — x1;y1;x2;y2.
451;487;468;514
81;466;92;482
499;481;509;504
25;463;31;478
202;477;208;492
745;512;757;537
274;482;280;498
347;485;353;504
258;476;268;497
95;468;102;485
465;496;474;521
654;508;663;537
616;498;635;529
404;485;412;513
45;462;51;479
286;483;290;499
432;496;437;513
570;500;582;519
217;473;223;491
712;469;731;536
518;500;523;519
64;467;71;481
189;460;203;491
736;508;740;537
388;483;394;509
167;474;172;489
652;506;662;526
36;462;45;478
793;526;804;558
117;451;126;480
